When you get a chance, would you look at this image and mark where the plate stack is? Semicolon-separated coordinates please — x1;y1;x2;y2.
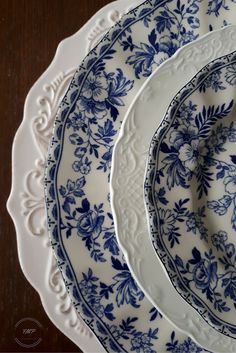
7;1;236;352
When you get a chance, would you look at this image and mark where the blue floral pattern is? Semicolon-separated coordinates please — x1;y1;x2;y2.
45;0;236;351
60;187;119;261
145;51;236;337
207;0;236;16
176;232;236;312
166;331;206;352
121;0;200;79
68;68;133;177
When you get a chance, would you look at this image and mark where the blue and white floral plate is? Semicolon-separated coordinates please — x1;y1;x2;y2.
145;32;236;335
111;26;236;353
45;0;236;352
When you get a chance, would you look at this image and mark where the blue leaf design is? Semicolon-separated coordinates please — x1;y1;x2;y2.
175;255;184;269
230;155;236;165
111;256;128;271
77;198;90;214
155;11;174;33
104;303;115;321
189;247;202;264
148;29;159;51
187;16;200;29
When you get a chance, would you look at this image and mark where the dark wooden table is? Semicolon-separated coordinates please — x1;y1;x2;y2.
0;1;113;351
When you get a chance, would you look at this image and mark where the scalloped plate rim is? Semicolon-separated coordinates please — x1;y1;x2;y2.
6;1;142;351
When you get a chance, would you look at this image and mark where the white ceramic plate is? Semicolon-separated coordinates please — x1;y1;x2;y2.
6;1;141;351
111;26;236;353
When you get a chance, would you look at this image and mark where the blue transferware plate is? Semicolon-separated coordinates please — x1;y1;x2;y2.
111;25;236;353
45;0;236;352
145;37;236;343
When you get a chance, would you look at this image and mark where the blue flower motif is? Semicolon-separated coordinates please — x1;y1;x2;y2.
186;216;197;232
79;162;91;175
141;333;151;346
80;279;95;297
67;112;86;131
207;130;220;149
131;332;156;353
177;338;203;353
82;72;108;101
123;0;205;80
77;210;104;238
131;335;145;350
186;208;208;240
224;169;236;194
80;268;98;292
72;158;91;175
180;30;198;45
169;125;198;149
211;230;228;251
126;42;157;79
89;296;105;318
77;96;107;119
176;101;197;124
143;347;154;353
193;259;218;291
166;332;204;353
178;139;208;172
125;29;160;79
159;209;175;235
79;269;115;321
200;71;226;92
225;63;236;85
72;160;81;172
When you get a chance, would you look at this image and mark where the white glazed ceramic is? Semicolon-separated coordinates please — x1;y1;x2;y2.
45;0;236;352
6;1;142;351
111;26;236;353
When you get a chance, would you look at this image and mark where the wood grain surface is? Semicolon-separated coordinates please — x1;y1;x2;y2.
0;0;113;351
